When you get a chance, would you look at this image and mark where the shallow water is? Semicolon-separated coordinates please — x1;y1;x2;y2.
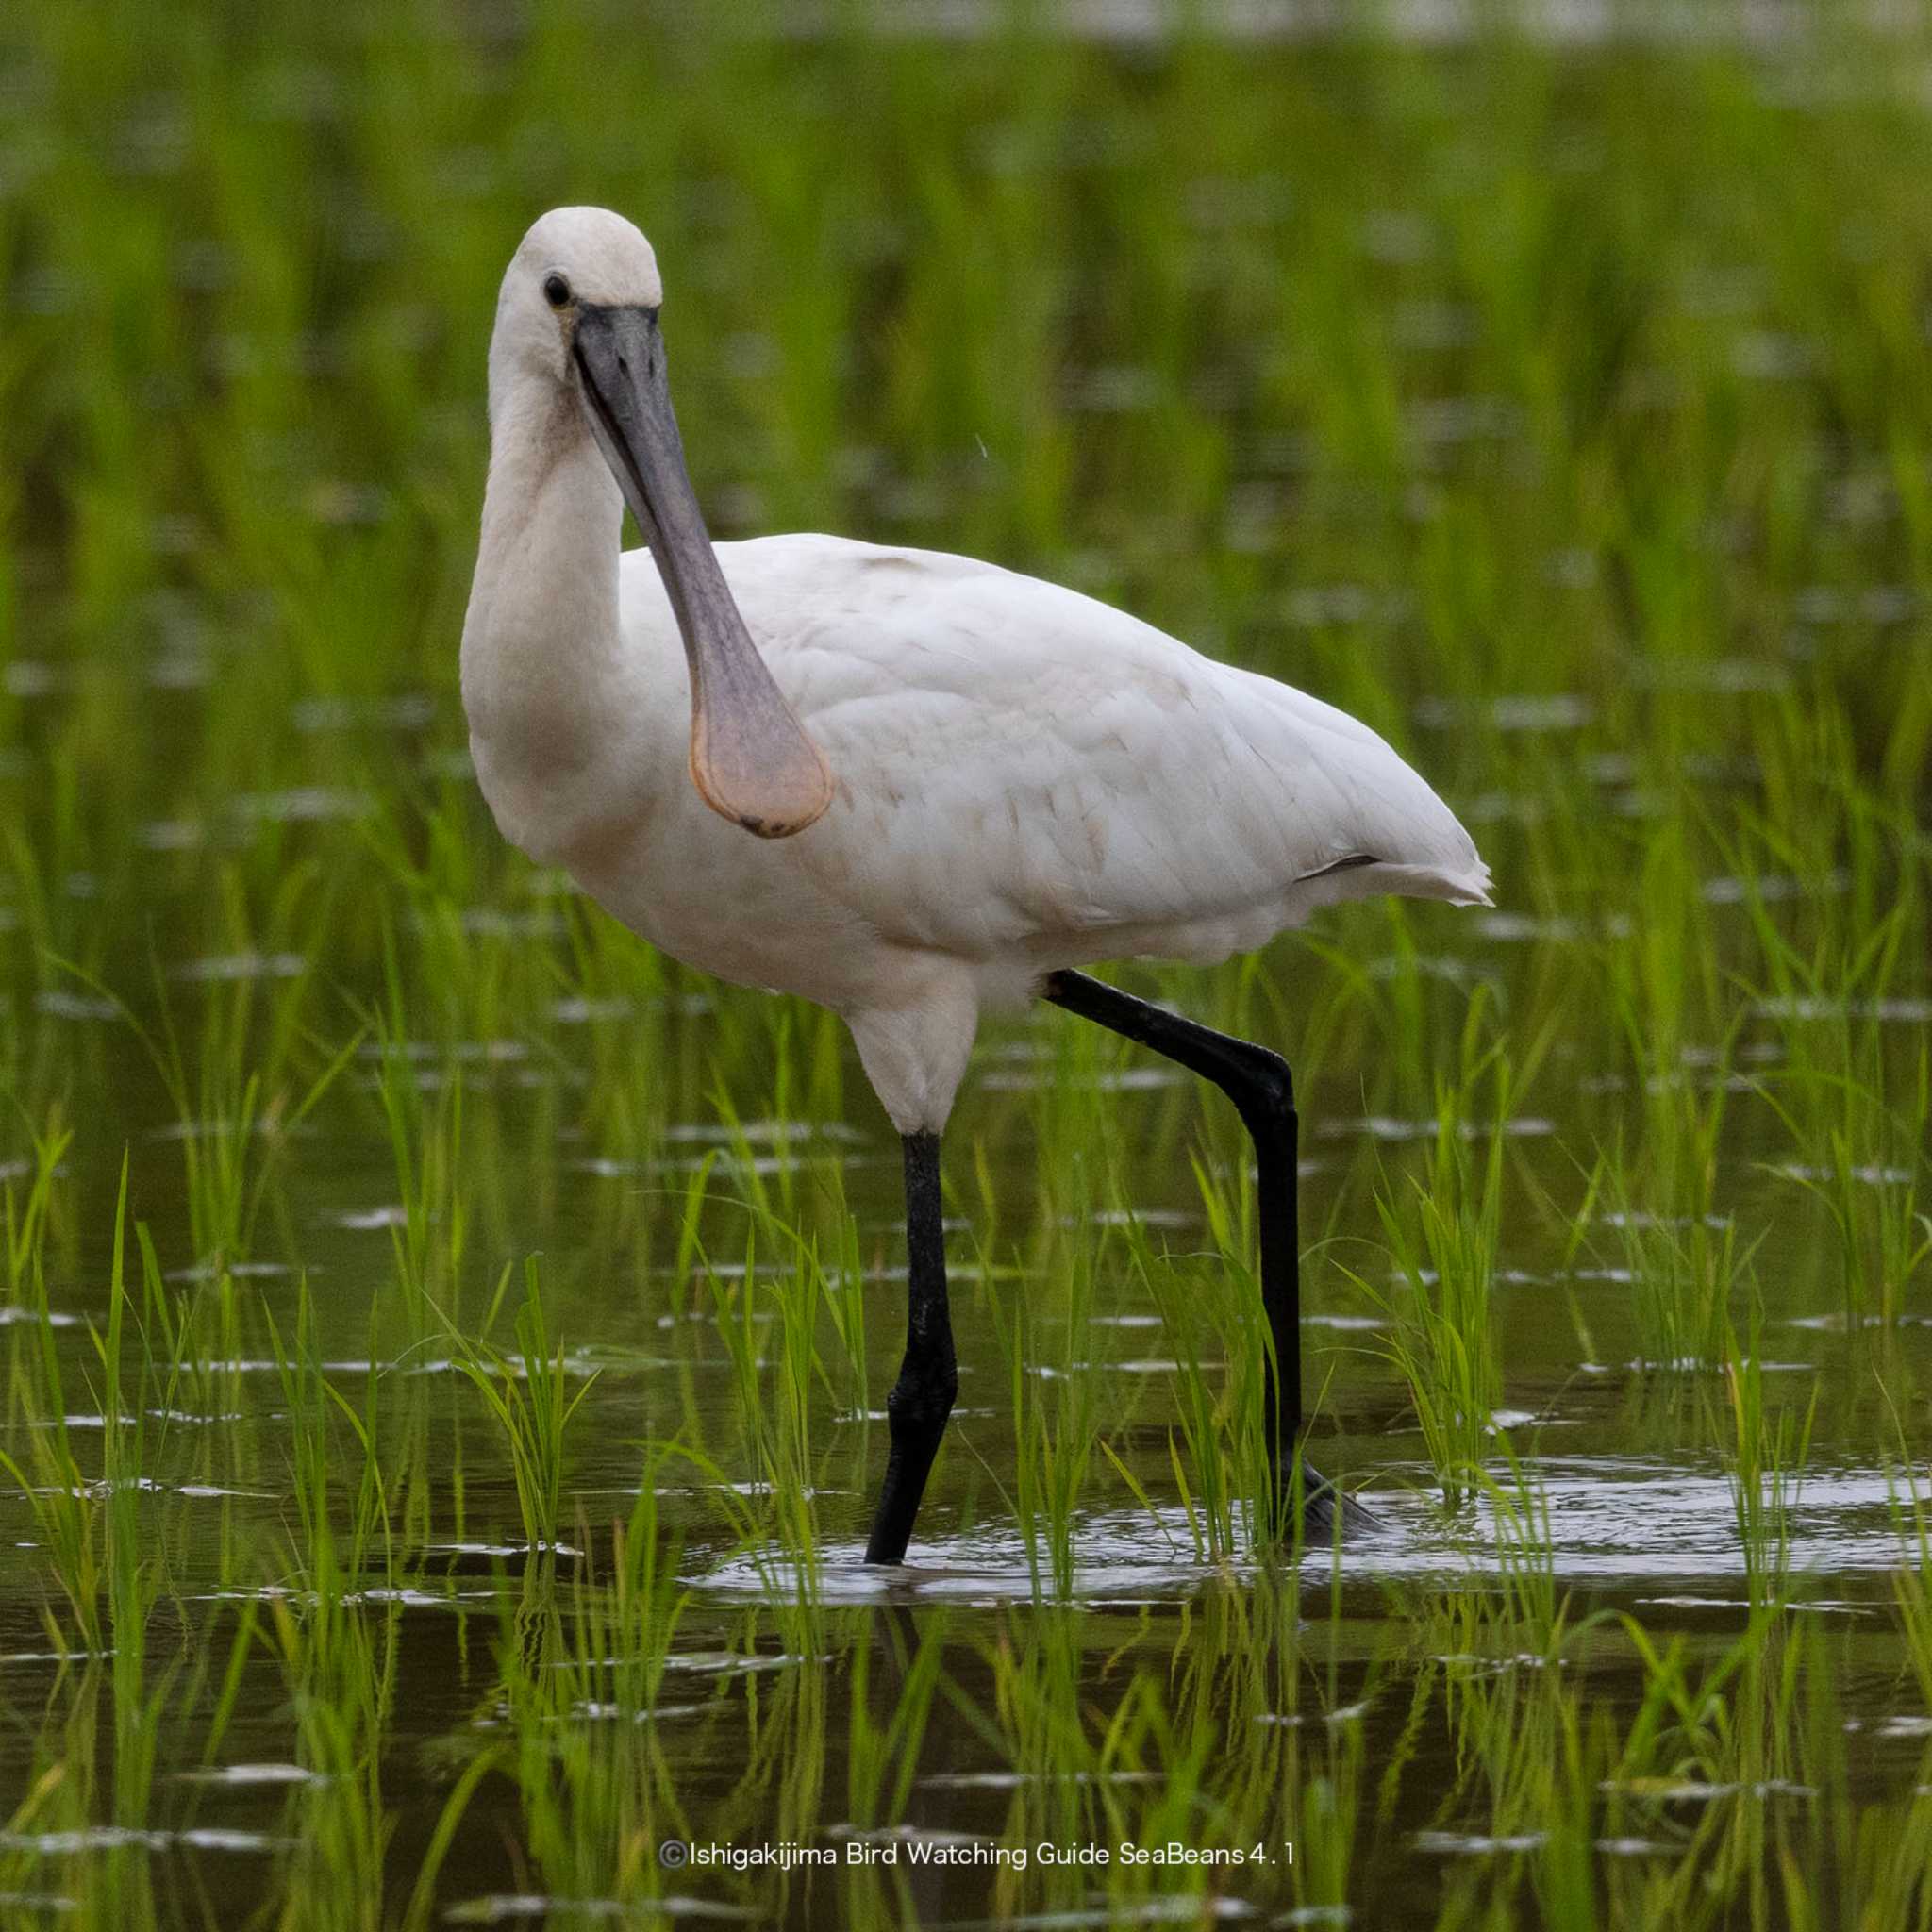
2;996;1927;1924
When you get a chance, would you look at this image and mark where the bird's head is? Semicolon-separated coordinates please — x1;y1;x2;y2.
489;207;833;841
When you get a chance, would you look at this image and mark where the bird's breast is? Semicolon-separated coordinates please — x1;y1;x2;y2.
466;710;657;872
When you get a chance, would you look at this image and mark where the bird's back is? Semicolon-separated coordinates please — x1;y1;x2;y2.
617;534;1490;988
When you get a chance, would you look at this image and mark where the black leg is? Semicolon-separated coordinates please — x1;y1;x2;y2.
864;1130;958;1565
1041;970;1371;1541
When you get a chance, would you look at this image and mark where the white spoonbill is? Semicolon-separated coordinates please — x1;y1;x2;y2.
461;207;1491;1564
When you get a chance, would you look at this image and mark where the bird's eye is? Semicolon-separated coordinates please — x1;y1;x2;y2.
543;273;572;309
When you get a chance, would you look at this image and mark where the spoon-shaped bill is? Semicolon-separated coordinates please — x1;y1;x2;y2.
573;304;833;839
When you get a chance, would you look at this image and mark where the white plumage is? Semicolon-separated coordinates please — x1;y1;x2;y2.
462;208;1491;1139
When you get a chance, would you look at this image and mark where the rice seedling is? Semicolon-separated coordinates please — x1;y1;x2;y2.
988;1260;1096;1598
1164;1156;1284;1558
1591;1139;1759;1375
2;1111;71;1304
444;1257;596;1557
359;955;469;1340
1349;1036;1519;1511
1605;1608;1845;1930
696;1226;825;1589
1712;1300;1813;1621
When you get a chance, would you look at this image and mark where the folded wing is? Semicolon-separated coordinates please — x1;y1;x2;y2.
714;536;1491;963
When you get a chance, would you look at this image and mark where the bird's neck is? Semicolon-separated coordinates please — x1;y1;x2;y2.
461;382;627;770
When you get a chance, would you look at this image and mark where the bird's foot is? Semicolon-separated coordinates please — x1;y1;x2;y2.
1282;1458;1380;1544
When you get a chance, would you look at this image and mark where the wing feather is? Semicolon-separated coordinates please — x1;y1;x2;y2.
706;535;1490;961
